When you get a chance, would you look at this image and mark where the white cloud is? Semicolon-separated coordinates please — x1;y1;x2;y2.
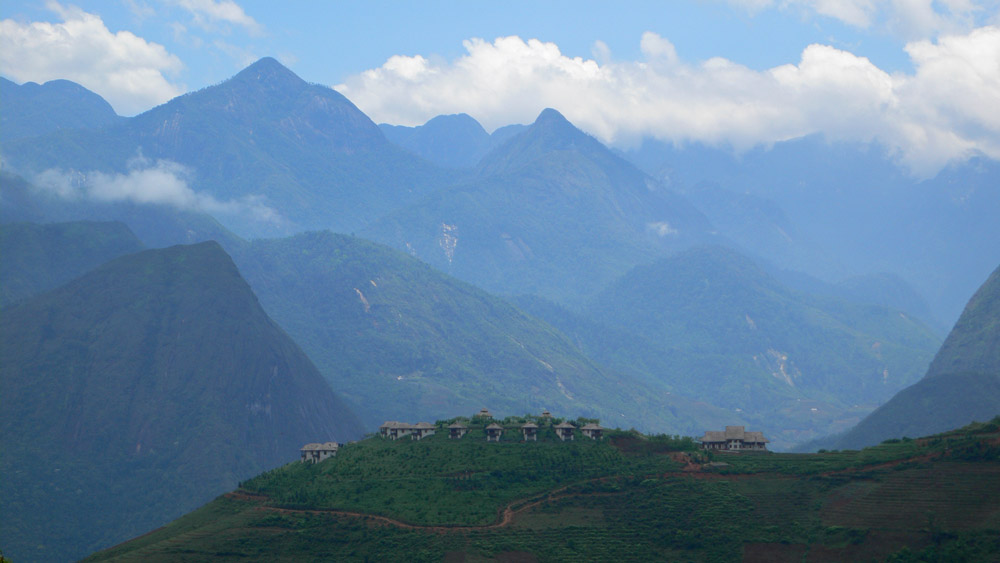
336;30;1000;176
165;0;262;35
0;2;183;115
33;158;281;225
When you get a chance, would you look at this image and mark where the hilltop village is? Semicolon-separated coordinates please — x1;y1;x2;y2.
301;408;769;462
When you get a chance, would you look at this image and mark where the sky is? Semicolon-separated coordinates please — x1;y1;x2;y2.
2;0;999;175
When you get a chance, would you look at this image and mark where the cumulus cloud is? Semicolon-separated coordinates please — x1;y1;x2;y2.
0;2;183;115
33;157;281;225
165;0;262;35
336;29;1000;176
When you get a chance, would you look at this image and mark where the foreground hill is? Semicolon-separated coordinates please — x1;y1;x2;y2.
88;416;1000;562
0;241;364;562
364;108;715;305
0;220;143;306
228;230;734;434
819;264;1000;450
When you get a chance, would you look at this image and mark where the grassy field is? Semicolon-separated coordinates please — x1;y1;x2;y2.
86;417;1000;562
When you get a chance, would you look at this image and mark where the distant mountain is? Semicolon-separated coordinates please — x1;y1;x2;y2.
379;113;493;169
622;136;1000;326
0;241;364;562
1;58;454;237
227;230;734;434
0;76;122;142
364;108;715;305
0;220;144;306
581;246;941;447
819;264;1000;450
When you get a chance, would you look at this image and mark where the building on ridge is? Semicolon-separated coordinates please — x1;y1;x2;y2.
300;442;339;463
448;422;469;439
379;421;413;440
554;421;575;441
699;426;769;452
581;423;604;440
485;422;504;442
410;422;436;440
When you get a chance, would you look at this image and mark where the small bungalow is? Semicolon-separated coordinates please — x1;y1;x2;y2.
410;422;436;440
379;421;413;440
447;422;469;439
522;421;539;441
477;408;493;419
485;422;504;442
699;426;769;452
300;442;339;463
581;423;604;440
554;421;575;441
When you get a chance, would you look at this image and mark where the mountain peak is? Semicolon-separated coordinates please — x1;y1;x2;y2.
534;107;569;125
232;56;306;88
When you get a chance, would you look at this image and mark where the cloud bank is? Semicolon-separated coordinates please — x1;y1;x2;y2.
0;2;183;115
336;28;1000;176
34;158;281;225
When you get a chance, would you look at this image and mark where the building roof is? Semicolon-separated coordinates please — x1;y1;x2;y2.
699;426;769;443
477;408;493;417
381;421;412;429
485;423;504;430
522;422;539;429
554;421;575;429
447;422;468;429
301;442;338;451
581;423;603;431
413;422;435;429
541;410;552;417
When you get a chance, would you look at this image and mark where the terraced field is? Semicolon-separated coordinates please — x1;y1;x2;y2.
87;418;1000;562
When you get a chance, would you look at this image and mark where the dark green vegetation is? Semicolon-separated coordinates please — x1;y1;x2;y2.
88;418;1000;562
518;246;941;448
0;220;143;306
818;263;1000;450
363;108;715;304
0;76;122;142
227;230;735;434
0;241;364;562
1;58;453;237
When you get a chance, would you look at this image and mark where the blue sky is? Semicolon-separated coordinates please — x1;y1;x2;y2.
2;1;999;174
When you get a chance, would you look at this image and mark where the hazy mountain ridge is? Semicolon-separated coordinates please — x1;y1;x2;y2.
1;58;455;237
363;108;716;304
0;241;364;562
810;263;1000;450
0;76;123;142
227;230;736;434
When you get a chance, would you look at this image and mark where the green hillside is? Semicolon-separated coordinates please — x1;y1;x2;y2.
0;220;143;306
821;264;1000;450
228;230;735;434
87;416;1000;562
581;246;941;447
0;241;364;562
